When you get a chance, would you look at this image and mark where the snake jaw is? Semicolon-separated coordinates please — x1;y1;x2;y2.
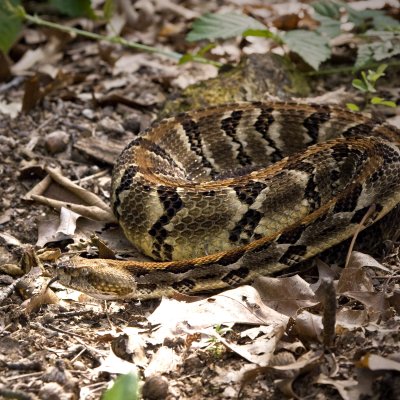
56;257;138;300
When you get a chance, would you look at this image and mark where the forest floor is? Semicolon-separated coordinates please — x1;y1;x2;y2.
0;1;400;399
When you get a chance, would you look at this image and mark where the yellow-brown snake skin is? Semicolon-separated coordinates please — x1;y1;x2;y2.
56;102;400;299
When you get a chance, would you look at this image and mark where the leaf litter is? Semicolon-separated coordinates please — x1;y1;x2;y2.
0;0;399;399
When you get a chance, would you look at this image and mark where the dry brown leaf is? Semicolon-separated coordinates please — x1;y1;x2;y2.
293;311;323;342
23;285;59;314
149;285;289;333
337;252;375;294
208;324;285;366
57;207;81;236
316;375;358;400
253;275;319;317
336;309;368;330
343;292;387;316
240;350;323;397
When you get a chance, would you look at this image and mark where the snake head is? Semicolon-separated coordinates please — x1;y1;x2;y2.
56;256;137;300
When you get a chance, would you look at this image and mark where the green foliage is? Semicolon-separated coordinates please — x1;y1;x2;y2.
356;30;400;67
345;103;360;111
206;324;232;358
186;1;398;71
103;373;140;400
352;63;387;93
346;64;396;111
186;12;266;42
313;0;398;32
283;30;330;70
102;0;115;21
0;0;23;53
370;97;396;107
179;43;216;64
187;13;331;70
49;0;96;18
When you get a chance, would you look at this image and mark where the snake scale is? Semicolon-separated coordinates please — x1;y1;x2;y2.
57;101;400;300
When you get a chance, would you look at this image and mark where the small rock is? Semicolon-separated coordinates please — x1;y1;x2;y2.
45;130;69;154
82;108;95;120
142;375;169;400
72;360;86;371
98;116;124;134
39;382;70;400
123;117;141;134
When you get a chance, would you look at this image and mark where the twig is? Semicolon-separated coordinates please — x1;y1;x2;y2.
20;11;222;68
306;60;400;76
344;204;376;269
321;278;336;348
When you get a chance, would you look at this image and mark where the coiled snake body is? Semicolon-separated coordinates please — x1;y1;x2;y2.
57;102;400;299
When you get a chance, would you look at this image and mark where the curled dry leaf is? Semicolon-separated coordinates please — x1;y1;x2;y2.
240;350;323;397
337;252;376;294
23;282;59;314
293;310;323;342
336;309;368;330
316;375;358;400
253;275;319;317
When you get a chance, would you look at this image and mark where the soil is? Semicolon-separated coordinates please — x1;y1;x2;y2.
1;1;400;399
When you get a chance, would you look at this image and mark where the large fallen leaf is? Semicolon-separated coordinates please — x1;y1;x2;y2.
253;275;319;317
149;285;289;335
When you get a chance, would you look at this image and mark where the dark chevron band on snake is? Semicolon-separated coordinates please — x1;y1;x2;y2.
56;101;400;300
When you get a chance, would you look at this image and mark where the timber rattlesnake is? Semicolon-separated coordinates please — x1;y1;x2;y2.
57;102;400;299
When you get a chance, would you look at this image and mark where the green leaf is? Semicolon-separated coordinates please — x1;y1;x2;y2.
366;64;386;84
355;39;400;67
283;30;331;70
361;71;376;92
346;103;360;111
346;8;398;31
179;43;216;65
242;28;283;43
103;373;139;400
197;42;216;56
0;0;23;53
312;1;341;20
314;14;341;39
103;0;115;21
352;78;368;93
178;53;195;64
187;12;266;42
370;97;396;107
49;0;96;18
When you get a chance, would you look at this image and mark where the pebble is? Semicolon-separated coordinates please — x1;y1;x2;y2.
45;130;69;154
98;116;124;133
123;117;141;134
142;375;169;400
82;108;95;120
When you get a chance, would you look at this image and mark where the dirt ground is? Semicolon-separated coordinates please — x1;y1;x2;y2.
1;1;400;399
